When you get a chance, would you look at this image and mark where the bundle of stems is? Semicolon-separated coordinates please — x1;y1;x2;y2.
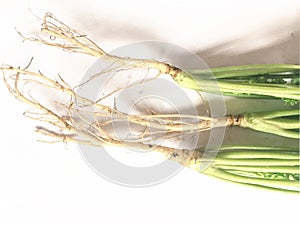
169;145;299;193
199;145;299;193
185;64;300;103
1;13;299;193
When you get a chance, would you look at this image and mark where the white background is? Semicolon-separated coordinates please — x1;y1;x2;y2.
0;0;299;225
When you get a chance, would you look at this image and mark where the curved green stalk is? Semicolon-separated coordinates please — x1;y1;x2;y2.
241;109;299;139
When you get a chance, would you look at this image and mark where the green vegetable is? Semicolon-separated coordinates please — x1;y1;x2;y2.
1;12;299;194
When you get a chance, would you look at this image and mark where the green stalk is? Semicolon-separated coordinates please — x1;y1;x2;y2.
218;145;299;151
205;158;299;166
216;150;299;159
188;64;300;78
240;109;299;139
203;167;299;193
215;165;299;174
192;145;300;193
174;64;300;102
